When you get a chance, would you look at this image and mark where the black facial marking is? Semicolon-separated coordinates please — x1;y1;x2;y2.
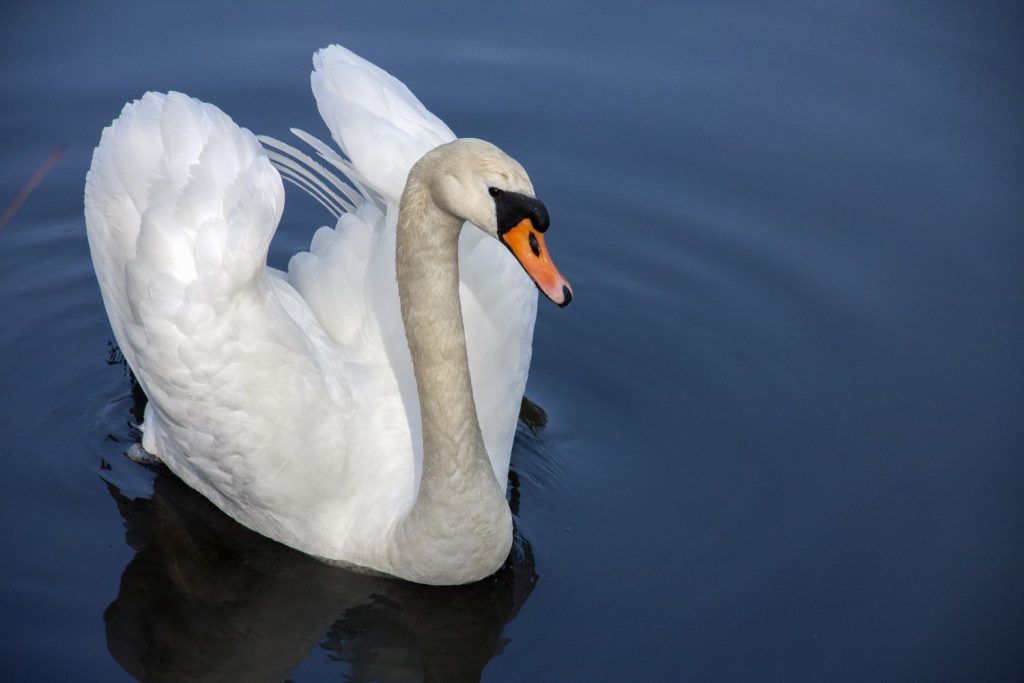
493;191;550;235
528;231;541;257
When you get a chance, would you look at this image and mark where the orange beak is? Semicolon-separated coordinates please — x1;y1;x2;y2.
499;218;573;307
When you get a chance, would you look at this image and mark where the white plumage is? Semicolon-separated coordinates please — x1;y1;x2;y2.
85;46;545;582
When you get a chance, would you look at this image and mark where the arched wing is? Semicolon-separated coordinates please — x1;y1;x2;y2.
311;44;456;203
264;46;538;488
85;91;284;357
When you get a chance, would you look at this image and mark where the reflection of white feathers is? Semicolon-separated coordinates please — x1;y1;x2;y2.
84;45;536;573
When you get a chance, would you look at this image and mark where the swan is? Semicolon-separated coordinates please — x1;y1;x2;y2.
84;45;572;585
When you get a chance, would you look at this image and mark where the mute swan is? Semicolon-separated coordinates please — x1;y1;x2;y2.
84;46;572;585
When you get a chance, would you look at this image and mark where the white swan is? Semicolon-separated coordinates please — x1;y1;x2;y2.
84;45;572;585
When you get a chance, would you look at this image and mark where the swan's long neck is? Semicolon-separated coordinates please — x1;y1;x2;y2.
390;168;512;584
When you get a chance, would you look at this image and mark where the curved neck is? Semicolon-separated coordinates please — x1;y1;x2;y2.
391;169;511;583
396;177;490;491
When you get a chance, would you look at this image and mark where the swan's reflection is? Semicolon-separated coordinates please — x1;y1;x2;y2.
104;461;537;683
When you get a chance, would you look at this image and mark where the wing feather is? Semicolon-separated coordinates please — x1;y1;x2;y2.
310;45;456;203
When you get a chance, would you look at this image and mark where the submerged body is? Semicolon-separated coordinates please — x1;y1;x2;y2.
84;46;571;584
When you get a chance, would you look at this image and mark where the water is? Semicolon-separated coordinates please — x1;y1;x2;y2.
1;1;1022;680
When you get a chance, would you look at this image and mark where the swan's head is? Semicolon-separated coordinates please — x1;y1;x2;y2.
422;138;573;307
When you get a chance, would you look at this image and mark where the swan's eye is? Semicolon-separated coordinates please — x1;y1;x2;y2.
488;187;502;198
529;231;541;257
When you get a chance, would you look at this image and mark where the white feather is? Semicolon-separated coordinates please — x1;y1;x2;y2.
85;46;537;573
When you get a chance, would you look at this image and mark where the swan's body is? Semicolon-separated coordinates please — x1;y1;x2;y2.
84;46;571;584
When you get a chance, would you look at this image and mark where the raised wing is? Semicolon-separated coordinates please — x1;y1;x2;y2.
85;92;284;373
84;93;381;552
311;44;456;203
261;46;538;488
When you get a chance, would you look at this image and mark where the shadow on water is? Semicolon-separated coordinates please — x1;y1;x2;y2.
100;357;539;683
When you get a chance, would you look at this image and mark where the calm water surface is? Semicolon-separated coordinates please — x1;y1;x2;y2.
1;2;1022;680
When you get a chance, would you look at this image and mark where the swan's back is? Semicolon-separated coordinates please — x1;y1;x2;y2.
85;93;281;346
85;92;414;565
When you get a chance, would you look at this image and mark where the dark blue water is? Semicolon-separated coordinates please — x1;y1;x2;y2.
2;2;1022;680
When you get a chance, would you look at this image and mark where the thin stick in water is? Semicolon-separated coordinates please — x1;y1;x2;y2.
0;146;65;232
